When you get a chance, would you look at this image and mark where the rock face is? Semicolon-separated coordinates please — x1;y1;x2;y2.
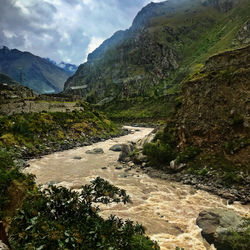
0;46;72;94
64;0;249;103
175;45;250;166
235;20;250;44
196;208;246;249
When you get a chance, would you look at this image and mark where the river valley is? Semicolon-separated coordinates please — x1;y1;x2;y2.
25;127;250;250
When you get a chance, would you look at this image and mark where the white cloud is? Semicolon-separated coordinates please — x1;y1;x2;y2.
0;0;166;65
86;37;104;58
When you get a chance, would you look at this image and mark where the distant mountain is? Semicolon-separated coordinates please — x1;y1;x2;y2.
0;46;72;94
45;58;78;74
64;0;250;102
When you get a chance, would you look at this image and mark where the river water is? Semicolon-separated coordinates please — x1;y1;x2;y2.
25;127;250;250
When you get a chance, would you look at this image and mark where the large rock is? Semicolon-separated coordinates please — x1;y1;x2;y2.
118;143;134;162
85;148;104;154
196;208;246;249
109;144;123;152
168;160;186;172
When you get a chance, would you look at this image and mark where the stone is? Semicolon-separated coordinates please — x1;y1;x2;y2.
73;156;82;160
115;165;123;170
101;167;107;170
196;208;245;249
168;160;186;172
109;144;123;152
128;161;135;167
119;173;128;178
118;143;134;162
133;152;147;164
85;148;104;154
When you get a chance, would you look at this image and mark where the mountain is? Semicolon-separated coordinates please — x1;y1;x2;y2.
64;0;249;104
0;46;73;94
45;58;78;74
0;73;37;104
142;45;250;192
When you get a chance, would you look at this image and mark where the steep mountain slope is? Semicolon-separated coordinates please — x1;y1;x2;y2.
64;0;249;105
143;45;250;191
0;46;72;94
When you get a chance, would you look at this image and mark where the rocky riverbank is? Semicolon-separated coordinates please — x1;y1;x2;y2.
140;166;250;205
116;132;250;205
25;126;249;249
14;127;131;168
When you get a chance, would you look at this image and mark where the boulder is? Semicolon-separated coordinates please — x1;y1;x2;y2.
73;156;82;160
133;152;148;164
109;144;123;152
85;148;104;154
115;165;123;170
168;160;186;172
118;143;134;162
196;208;246;249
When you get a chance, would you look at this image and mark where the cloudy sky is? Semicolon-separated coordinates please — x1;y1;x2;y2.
0;0;163;65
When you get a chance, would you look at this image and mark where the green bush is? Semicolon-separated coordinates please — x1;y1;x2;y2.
0;150;34;219
143;142;177;166
219;219;250;250
176;146;200;163
10;177;159;249
222;171;243;186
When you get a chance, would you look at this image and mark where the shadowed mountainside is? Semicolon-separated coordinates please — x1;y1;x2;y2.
0;46;73;94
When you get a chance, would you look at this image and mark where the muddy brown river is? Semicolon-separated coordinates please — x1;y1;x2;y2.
25;127;250;249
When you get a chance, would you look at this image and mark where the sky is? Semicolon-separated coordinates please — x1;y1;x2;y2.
0;0;163;65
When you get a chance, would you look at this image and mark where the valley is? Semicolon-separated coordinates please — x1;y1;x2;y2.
0;0;249;249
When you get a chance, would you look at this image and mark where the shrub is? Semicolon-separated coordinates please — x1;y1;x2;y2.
0;150;34;219
176;146;200;163
143;142;176;167
219;219;250;250
10;177;159;249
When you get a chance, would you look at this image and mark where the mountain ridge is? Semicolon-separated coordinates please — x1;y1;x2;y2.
0;46;73;94
64;0;249;104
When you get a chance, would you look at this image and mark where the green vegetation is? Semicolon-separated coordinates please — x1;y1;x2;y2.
0;101;120;157
224;136;250;155
143;141;177;167
99;95;177;123
0;149;35;219
66;0;250;111
0;154;158;249
9;177;159;249
219;219;250;250
0;99;160;249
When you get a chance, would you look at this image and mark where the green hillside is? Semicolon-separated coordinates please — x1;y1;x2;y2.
64;0;249;119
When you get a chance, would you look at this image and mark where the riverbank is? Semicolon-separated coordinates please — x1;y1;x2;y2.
136;165;250;205
25;126;249;250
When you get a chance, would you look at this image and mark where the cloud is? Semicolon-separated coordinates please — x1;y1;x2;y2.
86;37;105;58
0;0;165;65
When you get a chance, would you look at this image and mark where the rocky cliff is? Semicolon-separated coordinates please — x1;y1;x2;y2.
64;0;249;104
175;45;250;167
